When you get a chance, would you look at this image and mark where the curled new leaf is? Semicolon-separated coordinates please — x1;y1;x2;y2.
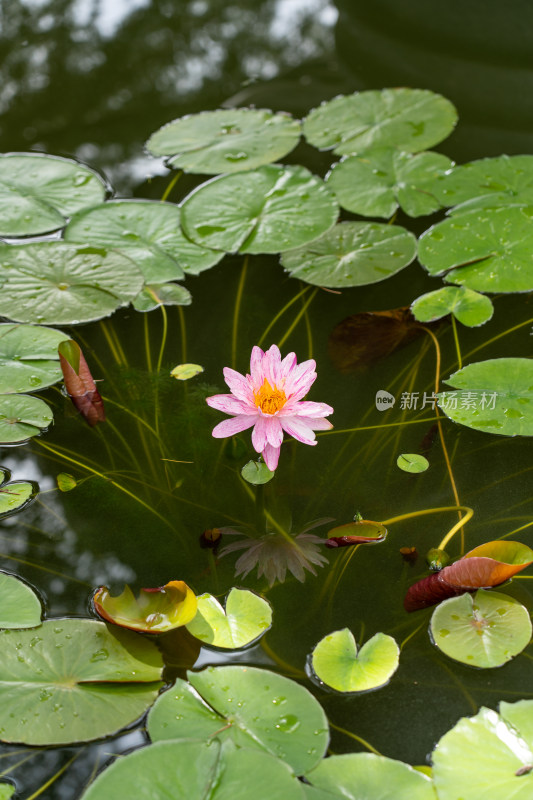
93;581;198;633
404;540;533;611
58;340;105;427
325;520;387;548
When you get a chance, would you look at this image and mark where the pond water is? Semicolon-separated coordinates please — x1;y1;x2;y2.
2;2;533;798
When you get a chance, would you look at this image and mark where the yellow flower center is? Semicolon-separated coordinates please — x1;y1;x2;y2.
254;379;287;415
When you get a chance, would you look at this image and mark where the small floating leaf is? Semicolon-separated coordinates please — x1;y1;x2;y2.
0;572;42;629
148;665;329;775
430;589;531;668
397;453;429;473
281;222;416;288
0;152;107;237
241;459;275;485
310;628;399;693
303;88;457;155
132;282;191;312
171;363;204;381
146;108;301;173
180;164;338;254
58;340;105;427
411;286;494;327
56;472;77;492
186;587;272;649
325;519;387;548
93;580;197;634
0;323;66;394
0;394;53;444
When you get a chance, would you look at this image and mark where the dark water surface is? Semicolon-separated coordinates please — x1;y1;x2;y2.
2;1;533;796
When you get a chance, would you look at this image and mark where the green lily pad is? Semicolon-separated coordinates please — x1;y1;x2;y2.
306;753;436;800
80;738;306;800
0;323;66;394
396;453;429;473
148;665;329;775
132;282;192;312
432;703;533;800
56;472;77;492
418;205;533;293
439;358;533;436
434;155;533;212
146;108;301;174
303;88;457;155
281;222;416;288
0;152;107;237
186;588;272;649
326;149;452;218
0;618;163;745
310;628;400;693
0;783;14;800
170;363;204;381
180;165;339;254
411;286;494;327
0;480;35;516
0;572;42;629
0;394;53;443
0;242;144;325
64;200;224;281
430;589;531;668
93;581;198;634
241;460;275;484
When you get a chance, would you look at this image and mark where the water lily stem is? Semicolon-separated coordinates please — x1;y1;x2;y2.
277;287;318;349
160;170;182;202
329;723;382;756
381;505;474;551
257;284;311;347
451;315;462;369
231;255;248;369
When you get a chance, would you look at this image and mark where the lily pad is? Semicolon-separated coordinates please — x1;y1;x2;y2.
397;453;429;473
432;703;533;800
64;200;224;281
0;242;144;325
132;282;192;312
0;152;107;237
0;324;67;394
241;460;275;484
0;618;163;745
0;572;42;629
171;363;204;381
325;519;387;548
281;222;416;288
0;784;14;800
0;394;53;443
434;155;533;212
80;738;306;800
418;205;533;293
186;588;272;649
430;589;532;668
306;753;436;800
146;108;301;174
0;480;35;517
310;628;399;693
411;286;494;327
148;665;329;775
303;88;457;155
180;165;339;254
326;149;452;218
439;358;533;436
93;581;198;634
56;472;77;492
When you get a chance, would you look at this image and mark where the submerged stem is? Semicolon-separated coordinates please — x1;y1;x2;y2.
277;288;318;349
231;255;249;369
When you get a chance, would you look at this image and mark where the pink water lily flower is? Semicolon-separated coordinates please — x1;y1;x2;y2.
206;345;333;471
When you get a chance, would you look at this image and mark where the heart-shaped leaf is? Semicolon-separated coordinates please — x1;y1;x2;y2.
309;628;399;693
281;222;416;288
146;108;301;173
0;394;53;444
303;88;457;155
411;286;494;327
0;571;42;629
0;618;163;745
430;588;532;668
180;165;338;254
241;460;275;484
93;581;197;633
148;665;329;775
0;242;143;325
0;153;107;237
185;587;272;649
0;324;66;394
132;282;191;312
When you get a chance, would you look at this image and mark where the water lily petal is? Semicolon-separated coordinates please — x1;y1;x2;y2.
211;415;256;438
206;393;254;415
280;350;297;378
280;415;318;444
249;346;265;387
305;417;334;431
284;360;317;400
280;400;333;418
262;344;282;386
262;443;281;471
251;415;268;451
263;416;284;447
222;367;255;403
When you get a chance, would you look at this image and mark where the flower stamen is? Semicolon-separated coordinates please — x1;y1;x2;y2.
254;379;287;415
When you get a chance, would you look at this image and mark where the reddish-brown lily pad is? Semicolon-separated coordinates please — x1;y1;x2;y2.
58;339;105;427
405;540;533;612
93;581;198;633
325;520;387;549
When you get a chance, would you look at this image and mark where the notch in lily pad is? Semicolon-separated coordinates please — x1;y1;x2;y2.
0;467;37;518
186;587;272;649
0;394;53;444
397;453;429;473
93;580;198;634
309;628;400;693
411;286;494;327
